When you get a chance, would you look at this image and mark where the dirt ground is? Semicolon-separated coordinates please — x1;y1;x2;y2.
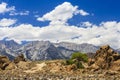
0;60;120;80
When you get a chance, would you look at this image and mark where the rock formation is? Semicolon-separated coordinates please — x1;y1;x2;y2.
0;56;10;70
0;54;26;70
5;62;16;70
88;45;120;71
14;54;26;63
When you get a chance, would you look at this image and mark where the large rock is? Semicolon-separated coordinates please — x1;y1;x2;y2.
5;62;16;70
14;54;26;64
0;56;10;70
113;54;120;60
110;60;120;71
88;45;120;71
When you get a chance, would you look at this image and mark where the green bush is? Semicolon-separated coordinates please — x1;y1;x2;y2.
66;59;74;65
71;52;88;62
75;61;84;69
66;52;88;69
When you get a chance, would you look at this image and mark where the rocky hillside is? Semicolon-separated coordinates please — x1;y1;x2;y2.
0;40;21;50
0;40;98;60
54;42;98;58
55;42;98;53
0;40;20;60
19;41;65;60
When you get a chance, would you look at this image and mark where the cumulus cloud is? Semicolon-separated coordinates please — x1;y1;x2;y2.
0;2;15;14
37;2;89;25
0;2;119;49
0;21;120;49
0;18;17;27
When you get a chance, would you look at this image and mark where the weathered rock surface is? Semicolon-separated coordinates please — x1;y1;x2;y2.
0;54;26;70
14;54;26;63
0;56;10;70
88;45;120;71
5;62;16;70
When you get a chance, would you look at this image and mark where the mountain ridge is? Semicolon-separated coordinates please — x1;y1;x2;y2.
0;40;100;60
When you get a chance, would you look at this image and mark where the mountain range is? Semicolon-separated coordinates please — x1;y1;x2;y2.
0;40;109;60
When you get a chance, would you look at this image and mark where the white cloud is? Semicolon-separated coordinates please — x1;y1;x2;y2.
0;21;120;49
37;2;89;25
0;2;29;16
75;9;89;16
0;18;17;27
0;2;15;14
10;11;29;16
0;2;119;49
81;21;93;27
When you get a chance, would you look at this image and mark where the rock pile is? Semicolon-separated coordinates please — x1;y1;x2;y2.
0;56;10;70
88;45;120;71
0;54;26;70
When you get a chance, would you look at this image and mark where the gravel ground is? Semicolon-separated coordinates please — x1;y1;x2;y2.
0;70;120;80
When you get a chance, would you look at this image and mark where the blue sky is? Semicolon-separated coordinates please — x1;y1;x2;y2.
1;0;120;26
0;0;120;48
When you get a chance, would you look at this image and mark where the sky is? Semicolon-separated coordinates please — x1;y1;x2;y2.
0;0;120;49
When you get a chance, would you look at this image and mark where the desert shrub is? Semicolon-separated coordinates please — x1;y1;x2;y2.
71;52;88;62
66;59;74;65
75;61;84;68
66;52;88;69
